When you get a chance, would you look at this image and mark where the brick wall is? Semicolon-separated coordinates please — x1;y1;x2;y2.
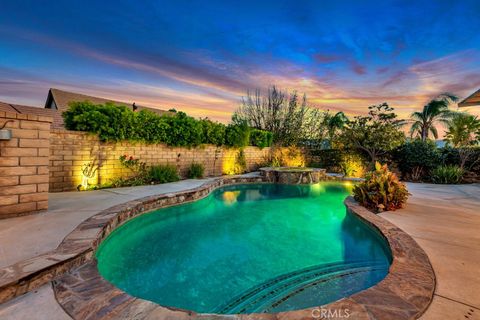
0;112;51;218
49;130;271;192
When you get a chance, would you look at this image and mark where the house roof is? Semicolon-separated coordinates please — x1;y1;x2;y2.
44;88;171;128
459;89;480;107
0;101;55;118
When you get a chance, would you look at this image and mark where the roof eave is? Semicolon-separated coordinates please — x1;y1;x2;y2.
458;88;480;108
44;88;54;109
458;102;480;108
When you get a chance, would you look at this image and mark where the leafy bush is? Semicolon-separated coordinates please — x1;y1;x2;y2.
199;119;225;146
187;163;205;179
250;129;273;148
436;147;480;182
161;111;203;147
308;149;343;172
113;155;179;186
353;162;409;212
148;164;180;183
132;109;169;142
63;102;136;141
340;153;367;178
395;140;440;181
431;165;464;184
119;154;147;175
308;149;367;177
223;149;248;175
64;101;272;148
439;146;461;166
234;150;247;174
270;146;306;167
109;175;147;188
225;121;250;147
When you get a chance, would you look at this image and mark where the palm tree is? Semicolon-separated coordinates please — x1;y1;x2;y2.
409;93;458;141
444;112;480;147
326;111;348;142
444;112;480;169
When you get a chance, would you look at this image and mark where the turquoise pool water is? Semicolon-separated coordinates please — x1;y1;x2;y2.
96;182;391;314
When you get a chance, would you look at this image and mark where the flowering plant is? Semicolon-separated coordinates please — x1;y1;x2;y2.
119;154;146;174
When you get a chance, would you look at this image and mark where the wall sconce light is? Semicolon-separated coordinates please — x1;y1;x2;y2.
0;120;13;140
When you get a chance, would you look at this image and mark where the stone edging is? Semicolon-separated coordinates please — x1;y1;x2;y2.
0;177;435;320
260;166;327;184
0;176;263;304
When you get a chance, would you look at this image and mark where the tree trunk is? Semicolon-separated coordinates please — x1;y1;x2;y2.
421;127;427;141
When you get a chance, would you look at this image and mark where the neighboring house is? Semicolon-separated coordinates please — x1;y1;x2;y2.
458;89;480;108
44;88;170;128
2;88;171;129
0;101;56;119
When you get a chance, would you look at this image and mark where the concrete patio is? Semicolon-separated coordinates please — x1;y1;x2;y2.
381;183;480;320
0;181;479;319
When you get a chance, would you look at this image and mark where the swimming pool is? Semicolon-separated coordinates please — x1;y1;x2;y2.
96;182;391;314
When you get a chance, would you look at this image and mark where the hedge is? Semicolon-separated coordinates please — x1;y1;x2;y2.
63;101;272;148
250;129;273;149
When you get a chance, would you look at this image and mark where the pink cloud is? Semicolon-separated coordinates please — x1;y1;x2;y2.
349;61;366;75
313;54;340;63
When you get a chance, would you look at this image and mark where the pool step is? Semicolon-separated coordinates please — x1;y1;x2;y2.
213;260;389;314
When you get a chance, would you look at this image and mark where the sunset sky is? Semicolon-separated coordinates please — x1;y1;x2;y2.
1;0;480;122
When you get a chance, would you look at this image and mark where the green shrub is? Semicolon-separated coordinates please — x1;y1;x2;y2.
431;165;464;184
395;140;440;181
187;163;205;179
200;119;225;146
116;154;150;187
308;149;368;177
438;146;461;166
63;102;136;141
353;162;409;212
308;149;343;172
119;154;147;175
222;149;248;175
161;111;203;147
340;153;367;178
109;175;147;188
225;122;250;147
148;164;180;184
235;150;247;174
133;109;170;142
270;146;306;167
439;147;480;169
64;101;273;149
223;149;248;174
250;129;273;148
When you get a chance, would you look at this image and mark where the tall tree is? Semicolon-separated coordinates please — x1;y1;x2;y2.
326;111;349;146
339;103;406;167
409;93;458;141
444;112;480;147
444;112;480;169
235;86;310;146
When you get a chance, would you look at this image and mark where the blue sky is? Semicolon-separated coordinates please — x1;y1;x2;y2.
1;0;480;121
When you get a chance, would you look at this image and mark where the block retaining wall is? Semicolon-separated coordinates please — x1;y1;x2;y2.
0;112;52;218
49;129;271;192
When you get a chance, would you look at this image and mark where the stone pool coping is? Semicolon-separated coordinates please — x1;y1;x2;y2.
0;176;435;319
0;176;264;304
